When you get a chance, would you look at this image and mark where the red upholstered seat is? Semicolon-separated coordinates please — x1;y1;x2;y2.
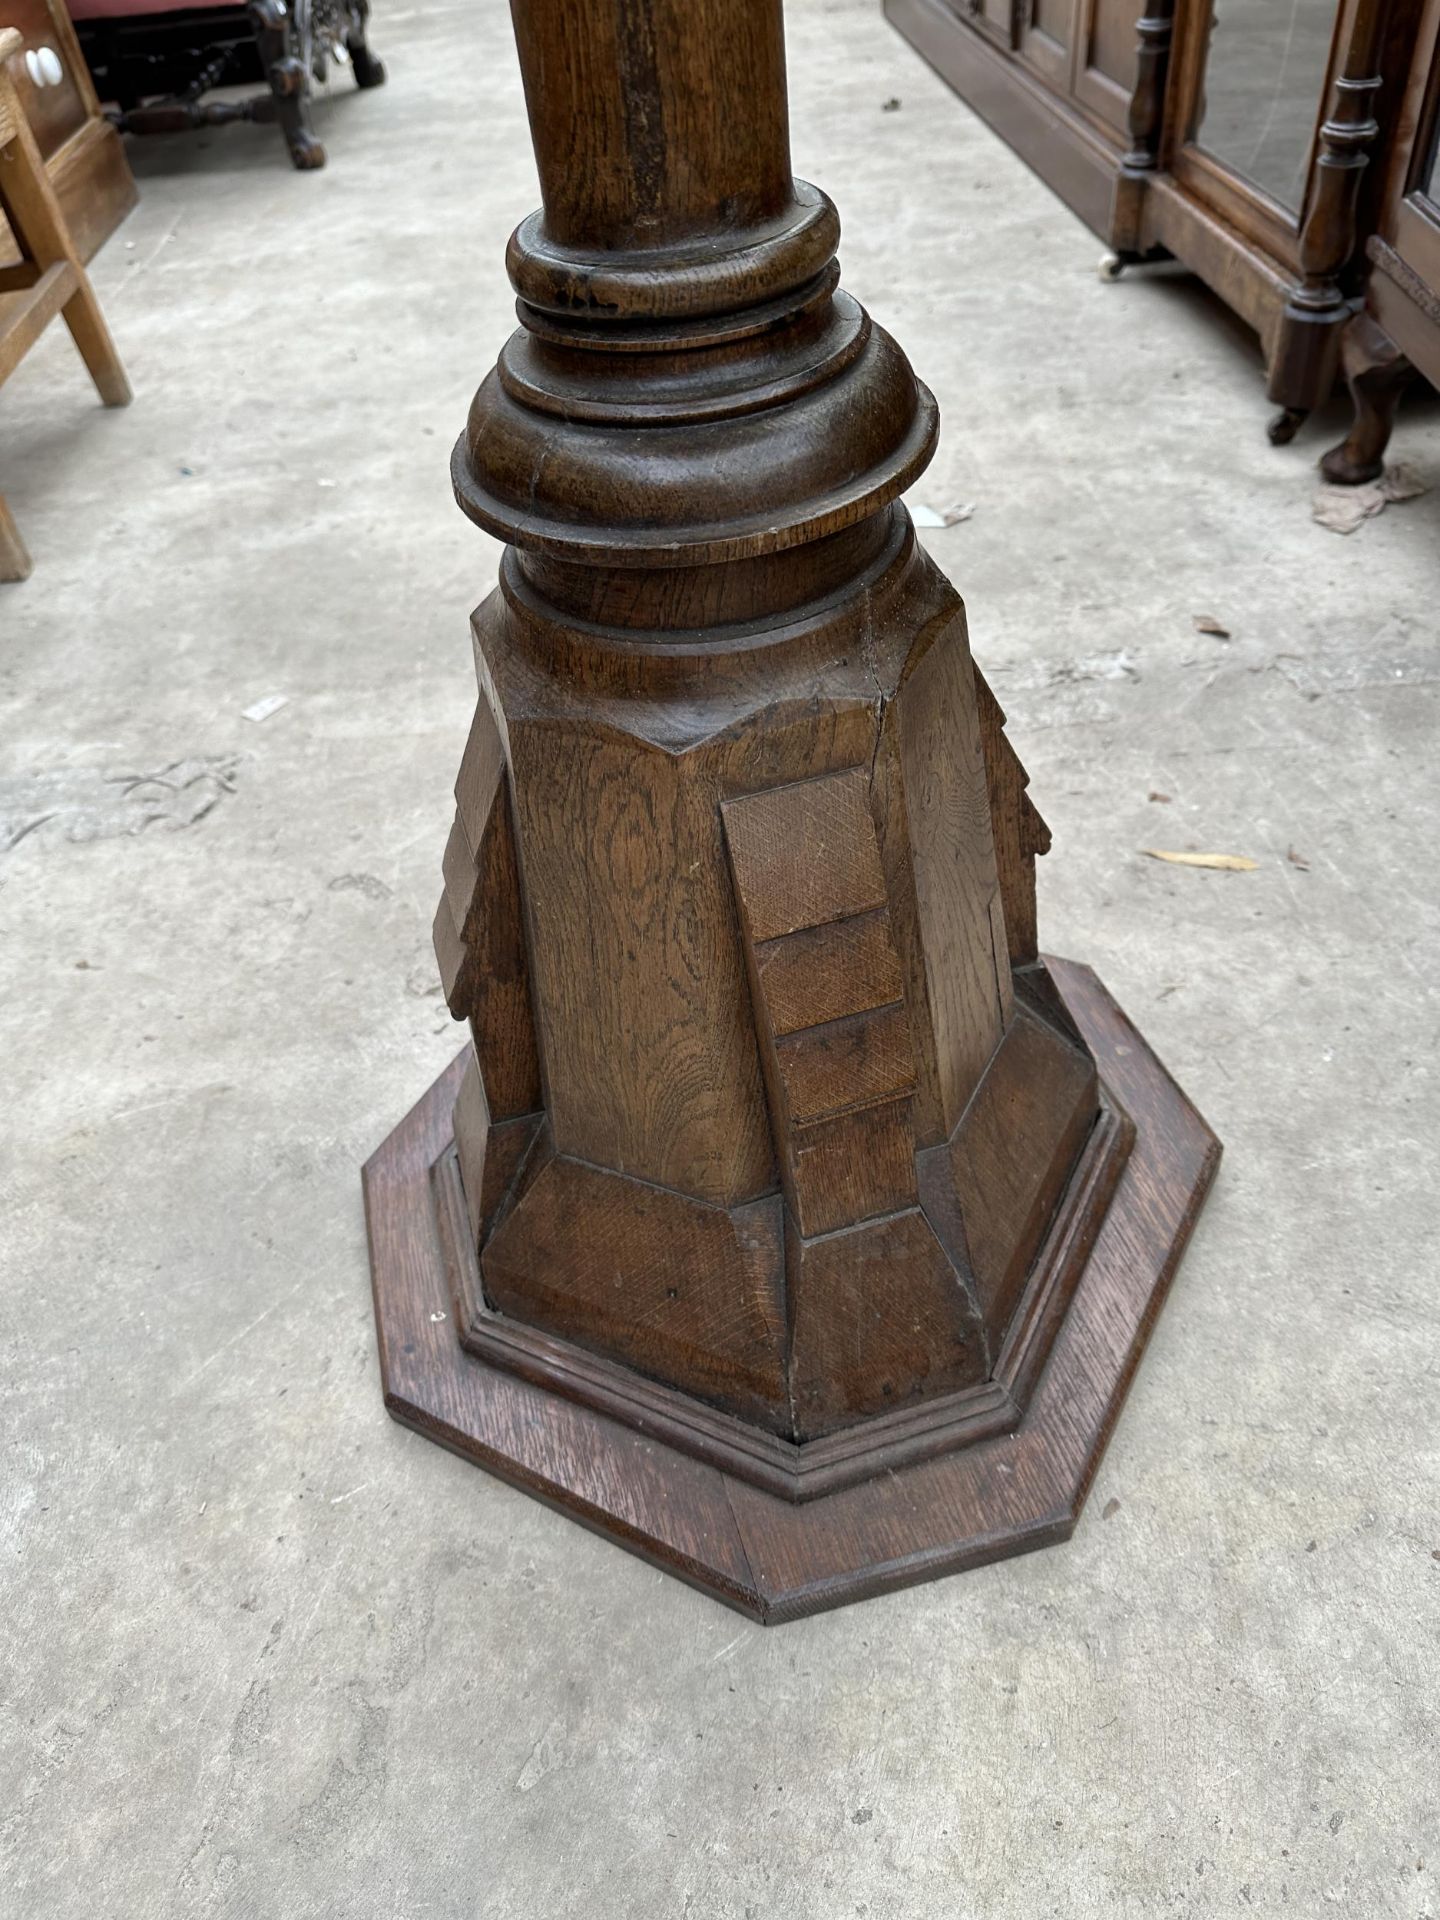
66;0;239;20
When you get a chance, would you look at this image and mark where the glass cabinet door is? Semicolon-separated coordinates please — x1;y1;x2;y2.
1191;0;1340;214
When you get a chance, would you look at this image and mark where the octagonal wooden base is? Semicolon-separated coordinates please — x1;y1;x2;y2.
363;957;1220;1623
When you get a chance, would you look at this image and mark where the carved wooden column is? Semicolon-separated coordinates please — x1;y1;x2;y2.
1267;0;1395;441
364;0;1220;1622
1110;0;1176;256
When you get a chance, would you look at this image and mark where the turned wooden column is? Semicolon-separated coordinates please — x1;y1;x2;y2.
364;0;1220;1622
1267;0;1395;438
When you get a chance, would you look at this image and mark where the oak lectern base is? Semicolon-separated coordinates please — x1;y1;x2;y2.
364;958;1218;1624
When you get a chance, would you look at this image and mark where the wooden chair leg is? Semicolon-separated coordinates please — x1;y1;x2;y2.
1320;309;1412;485
60;283;132;409
250;0;325;170
0;104;131;409
0;496;33;582
346;3;386;89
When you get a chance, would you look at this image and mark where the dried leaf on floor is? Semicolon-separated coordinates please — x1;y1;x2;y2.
1286;846;1311;870
1148;790;1172;803
1141;849;1259;871
1192;615;1231;638
940;502;976;526
1312;463;1430;535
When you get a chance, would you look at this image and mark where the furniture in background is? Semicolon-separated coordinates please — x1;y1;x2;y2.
885;0;1429;457
1324;0;1440;480
0;24;130;581
363;0;1219;1623
66;0;385;172
0;0;135;266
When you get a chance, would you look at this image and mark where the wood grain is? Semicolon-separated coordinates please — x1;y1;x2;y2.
481;1151;791;1430
365;959;1220;1619
367;0;1220;1615
433;696;540;1123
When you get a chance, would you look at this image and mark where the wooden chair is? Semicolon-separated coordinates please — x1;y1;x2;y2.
0;25;130;582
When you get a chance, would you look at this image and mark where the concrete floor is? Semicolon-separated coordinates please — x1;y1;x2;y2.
3;2;1439;1913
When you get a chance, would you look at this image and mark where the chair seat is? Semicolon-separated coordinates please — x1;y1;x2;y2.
67;0;243;21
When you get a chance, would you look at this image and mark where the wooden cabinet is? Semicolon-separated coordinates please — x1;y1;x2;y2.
886;0;1427;446
887;0;1152;232
1323;0;1440;474
1367;0;1440;391
0;0;135;268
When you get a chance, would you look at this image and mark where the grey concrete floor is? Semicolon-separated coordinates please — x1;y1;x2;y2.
3;2;1439;1914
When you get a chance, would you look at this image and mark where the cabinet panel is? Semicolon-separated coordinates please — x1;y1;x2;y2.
1073;0;1138;130
1086;0;1140;92
1029;0;1073;43
1020;0;1076;84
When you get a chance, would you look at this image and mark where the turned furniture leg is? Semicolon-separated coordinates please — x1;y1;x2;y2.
0;497;33;582
346;4;386;90
1267;0;1395;435
1319;308;1412;484
249;0;324;170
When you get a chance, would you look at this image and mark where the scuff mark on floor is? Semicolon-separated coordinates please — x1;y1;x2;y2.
0;757;240;852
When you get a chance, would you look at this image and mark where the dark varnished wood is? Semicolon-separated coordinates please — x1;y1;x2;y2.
366;961;1217;1620
446;1077;1131;1502
1322;4;1440;483
1320;301;1413;482
1265;0;1397;429
364;0;1219;1615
